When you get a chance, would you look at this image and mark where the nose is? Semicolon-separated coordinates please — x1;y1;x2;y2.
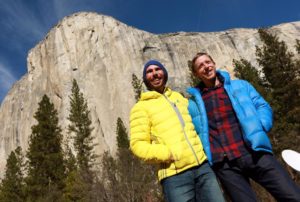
153;69;160;77
203;63;210;70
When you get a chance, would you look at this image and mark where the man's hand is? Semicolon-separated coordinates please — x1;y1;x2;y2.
168;152;179;162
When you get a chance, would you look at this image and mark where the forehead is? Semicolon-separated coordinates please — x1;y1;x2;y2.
146;64;161;71
195;55;212;63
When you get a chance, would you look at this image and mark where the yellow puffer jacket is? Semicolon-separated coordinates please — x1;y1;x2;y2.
130;88;207;181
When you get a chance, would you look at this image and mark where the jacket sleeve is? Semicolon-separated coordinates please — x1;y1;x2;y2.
246;81;273;132
188;98;204;138
129;104;171;163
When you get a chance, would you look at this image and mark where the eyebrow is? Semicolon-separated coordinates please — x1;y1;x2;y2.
146;67;161;72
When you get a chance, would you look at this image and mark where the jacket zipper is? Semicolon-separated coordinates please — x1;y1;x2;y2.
163;95;200;165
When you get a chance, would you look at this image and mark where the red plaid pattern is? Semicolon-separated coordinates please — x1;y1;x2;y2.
199;81;250;163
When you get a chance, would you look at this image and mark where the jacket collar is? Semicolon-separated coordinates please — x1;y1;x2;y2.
140;87;172;101
187;70;231;96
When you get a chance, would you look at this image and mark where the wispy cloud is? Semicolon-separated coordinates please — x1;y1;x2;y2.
0;63;17;89
0;62;17;102
0;1;47;51
0;0;116;52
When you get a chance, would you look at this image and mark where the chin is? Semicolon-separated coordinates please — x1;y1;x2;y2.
208;72;216;79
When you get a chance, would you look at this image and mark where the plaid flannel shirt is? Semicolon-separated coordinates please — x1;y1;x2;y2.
199;81;250;163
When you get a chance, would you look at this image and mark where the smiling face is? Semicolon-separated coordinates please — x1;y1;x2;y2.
192;54;217;87
145;64;166;93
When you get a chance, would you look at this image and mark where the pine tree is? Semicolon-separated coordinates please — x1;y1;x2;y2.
100;151;118;201
295;39;300;77
63;169;89;202
68;79;95;172
116;117;129;149
68;79;96;170
62;138;82;202
233;58;271;102
63;135;77;176
256;29;296;90
67;79;97;201
131;74;143;102
256;29;300;134
0;147;25;202
114;117;163;201
26;95;65;201
255;29;300;158
293;40;300;128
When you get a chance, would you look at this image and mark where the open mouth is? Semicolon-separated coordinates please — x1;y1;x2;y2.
205;70;214;77
152;78;162;84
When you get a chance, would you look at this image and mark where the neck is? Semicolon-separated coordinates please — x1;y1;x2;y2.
203;77;220;88
157;87;165;94
150;86;165;94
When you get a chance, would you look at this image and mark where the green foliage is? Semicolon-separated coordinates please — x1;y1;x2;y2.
68;79;96;173
63;138;77;176
131;74;143;101
116;117;129;149
62;134;82;201
101;118;163;201
63;170;89;202
233;58;271;102
0;147;25;202
294;39;300;81
26;94;65;201
257;29;296;88
256;29;300;136
100;117;163;201
66;79;101;201
117;148;163;202
100;151;118;201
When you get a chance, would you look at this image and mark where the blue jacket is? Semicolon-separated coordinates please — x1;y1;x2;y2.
187;70;273;165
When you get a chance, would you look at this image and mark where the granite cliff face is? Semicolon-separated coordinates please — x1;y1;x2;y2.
0;12;300;173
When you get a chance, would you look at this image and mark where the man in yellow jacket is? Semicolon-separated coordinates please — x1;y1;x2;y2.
130;60;225;202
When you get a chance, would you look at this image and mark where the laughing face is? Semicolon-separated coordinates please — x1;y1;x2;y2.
145;64;165;93
193;54;217;87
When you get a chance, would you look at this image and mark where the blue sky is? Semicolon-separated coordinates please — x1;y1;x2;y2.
1;0;300;103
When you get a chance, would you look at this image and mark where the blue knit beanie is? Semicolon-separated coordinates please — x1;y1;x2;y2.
143;60;168;89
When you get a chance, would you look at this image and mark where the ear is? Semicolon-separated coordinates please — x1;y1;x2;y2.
192;68;197;76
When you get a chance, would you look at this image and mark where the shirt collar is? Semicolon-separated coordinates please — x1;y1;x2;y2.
197;74;224;93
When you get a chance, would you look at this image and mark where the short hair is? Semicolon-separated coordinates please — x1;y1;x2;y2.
191;52;215;72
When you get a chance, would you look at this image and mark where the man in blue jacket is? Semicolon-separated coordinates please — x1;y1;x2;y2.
187;52;300;202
